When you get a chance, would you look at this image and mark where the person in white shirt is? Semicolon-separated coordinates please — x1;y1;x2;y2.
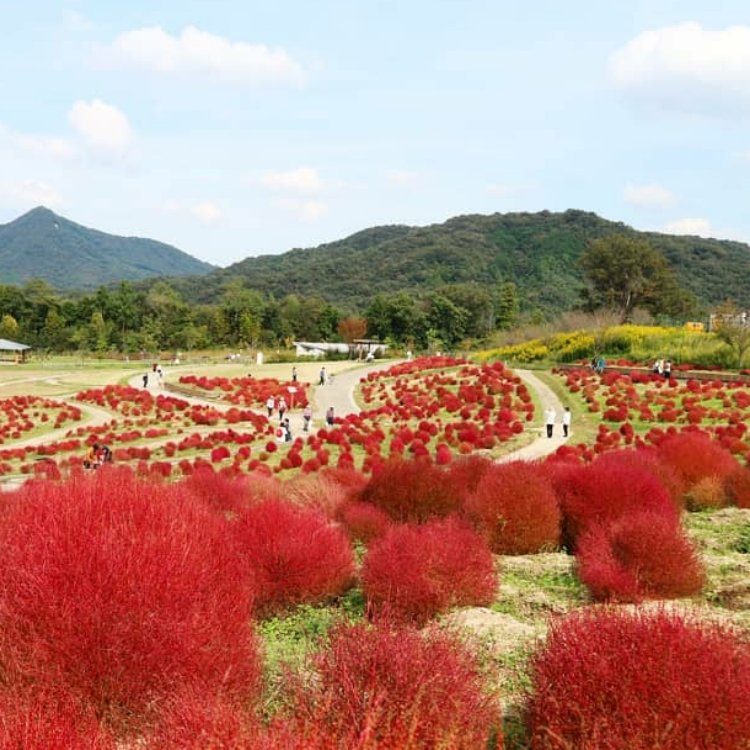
266;396;275;418
544;407;556;438
562;407;571;437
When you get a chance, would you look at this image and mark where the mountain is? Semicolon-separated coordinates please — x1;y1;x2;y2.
0;207;215;289
174;209;750;313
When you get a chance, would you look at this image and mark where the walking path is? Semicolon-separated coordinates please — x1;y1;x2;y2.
497;369;570;462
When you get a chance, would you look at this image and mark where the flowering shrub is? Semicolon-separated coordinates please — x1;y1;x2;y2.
0;468;260;732
232;499;355;615
552;459;678;549
361;517;497;623
465;461;560;554
657;431;738;497
576;512;705;602
0;689;113;749
360;458;461;522
724;467;750;508
339;501;393;543
525;608;750;749
278;619;501;749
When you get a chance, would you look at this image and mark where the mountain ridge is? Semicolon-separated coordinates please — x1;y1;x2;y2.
0;207;215;290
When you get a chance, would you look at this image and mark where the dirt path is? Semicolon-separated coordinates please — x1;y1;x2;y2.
497;369;569;462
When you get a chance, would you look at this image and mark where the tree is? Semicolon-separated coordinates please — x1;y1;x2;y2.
495;281;519;330
712;300;750;368
337;317;368;344
0;314;19;340
425;293;469;348
580;235;694;323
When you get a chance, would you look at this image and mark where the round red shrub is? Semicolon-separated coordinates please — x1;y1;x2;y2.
465;461;560;554
181;465;278;514
280;620;501;749
553;458;678;549
576;511;705;602
283;473;348;519
657;431;739;496
361;517;496;623
724;467;750;509
0;689;113;749
0;468;260;731
148;688;265;750
360;458;461;522
445;453;494;505
339;501;393;543
232;499;355;616
526;608;750;750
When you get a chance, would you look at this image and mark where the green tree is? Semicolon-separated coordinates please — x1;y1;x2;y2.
0;313;19;340
425;293;469;348
495;281;519;330
580;235;694;323
712;300;750;368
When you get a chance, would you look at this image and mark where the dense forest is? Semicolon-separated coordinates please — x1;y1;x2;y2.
166;209;750;314
0;275;519;354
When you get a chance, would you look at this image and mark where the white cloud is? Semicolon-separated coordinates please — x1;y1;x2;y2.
610;23;750;114
67;99;133;157
279;198;329;222
0;179;64;209
623;183;676;208
107;25;306;86
662;217;712;237
190;201;222;224
14;132;76;160
261;167;323;193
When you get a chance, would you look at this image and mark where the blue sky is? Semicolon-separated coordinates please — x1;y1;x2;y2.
2;1;750;267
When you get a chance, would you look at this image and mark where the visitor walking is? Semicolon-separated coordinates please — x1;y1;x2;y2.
292;366;298;382
664;360;672;379
282;418;292;443
142;373;149;389
266;395;275;419
326;406;335;427
544;407;556;438
562;407;571;438
303;404;312;432
278;396;288;422
319;367;327;386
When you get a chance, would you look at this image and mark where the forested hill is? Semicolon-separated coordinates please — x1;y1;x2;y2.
175;209;750;313
0;207;215;290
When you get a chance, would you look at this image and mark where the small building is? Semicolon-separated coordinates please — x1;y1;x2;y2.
293;341;351;358
0;338;31;363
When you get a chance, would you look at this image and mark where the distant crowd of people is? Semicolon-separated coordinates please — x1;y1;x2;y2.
83;443;112;469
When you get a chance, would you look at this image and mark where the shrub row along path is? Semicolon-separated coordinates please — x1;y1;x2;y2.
1;361;567;484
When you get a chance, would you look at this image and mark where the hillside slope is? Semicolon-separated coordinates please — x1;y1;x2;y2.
0;207;215;289
180;209;750;313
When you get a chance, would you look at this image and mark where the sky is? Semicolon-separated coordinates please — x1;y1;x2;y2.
2;1;750;268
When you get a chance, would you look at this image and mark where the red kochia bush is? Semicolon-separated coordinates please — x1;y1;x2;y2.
725;467;750;509
657;431;738;496
280;620;501;749
360;458;460;522
552;458;678;549
526;608;750;750
232;499;355;615
0;468;259;731
339;501;393;543
0;689;113;749
148;689;265;750
465;461;560;554
180;465;279;514
361;517;497;623
576;511;705;602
